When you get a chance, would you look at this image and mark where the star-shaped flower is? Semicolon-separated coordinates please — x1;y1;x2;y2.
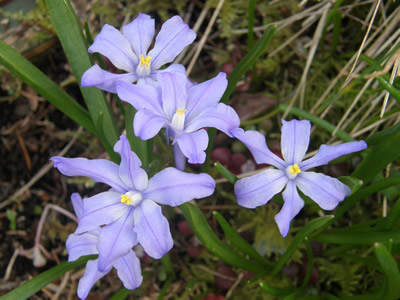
52;135;215;272
66;193;142;300
232;120;367;237
116;71;240;168
81;13;196;92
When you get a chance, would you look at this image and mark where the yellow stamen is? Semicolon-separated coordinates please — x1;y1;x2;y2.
176;108;187;115
288;164;301;176
120;194;133;205
139;54;151;66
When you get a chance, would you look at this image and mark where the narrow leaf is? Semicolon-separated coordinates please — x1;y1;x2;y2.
214;162;238;184
180;203;264;274
45;0;119;146
374;243;400;299
0;40;95;134
1;255;95;300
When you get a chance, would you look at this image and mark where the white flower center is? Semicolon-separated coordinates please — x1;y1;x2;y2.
120;190;143;206
171;108;187;132
136;54;152;77
285;163;301;180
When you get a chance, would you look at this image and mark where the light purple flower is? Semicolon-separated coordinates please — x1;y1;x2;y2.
66;193;142;300
116;71;240;166
81;13;196;92
52;135;215;272
232;120;367;237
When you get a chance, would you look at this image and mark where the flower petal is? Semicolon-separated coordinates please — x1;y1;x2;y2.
122;13;154;56
71;193;84;219
89;24;137;71
51;156;128;193
66;232;99;262
77;259;108;300
274;180;304;237
144;167;215;206
231;128;286;169
114;135;148;191
81;65;137;93
234;169;287;209
134;200;173;259
148;16;196;69
158;72;188;120
295;171;351;210
281;119;311;165
97;208;137;272
76;191;128;234
175;130;208;164
173;143;186;171
114;250;143;290
300;141;367;171
186;72;227;122
134;109;168;140
116;81;163;115
185;103;240;137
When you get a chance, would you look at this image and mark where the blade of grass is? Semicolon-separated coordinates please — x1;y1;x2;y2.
45;0;119;146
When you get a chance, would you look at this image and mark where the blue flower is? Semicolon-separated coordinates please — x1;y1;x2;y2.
232;120;367;237
66;193;142;300
116;72;240;167
81;13;196;93
52;135;215;273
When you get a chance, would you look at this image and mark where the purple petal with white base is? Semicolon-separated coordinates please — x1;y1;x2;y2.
176;130;208;164
89;24;137;71
300;141;367;171
185;72;227;122
114;135;148;191
185;103;240;137
66;232;99;262
77;259;108;300
144;167;215;206
81;65;137;93
295;171;351;210
51;157;127;193
77;191;128;234
281;119;311;165
235;169;287;209
116;81;163;115
114;250;143;290
133;200;173;259
134;110;168;140
231;128;286;169
97;208;137;272
122;13;154;56
274;181;304;237
158;72;188;120
148;16;196;69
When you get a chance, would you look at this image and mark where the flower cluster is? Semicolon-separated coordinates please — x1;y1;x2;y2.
52;12;367;300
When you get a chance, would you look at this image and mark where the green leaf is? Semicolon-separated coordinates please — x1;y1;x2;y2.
214;162;238;184
259;281;294;296
109;288;132;300
384;197;400;230
213;211;272;267
374;243;400;299
352;123;400;183
0;255;95;300
338;176;363;194
180;203;264;274
0;40;95;134
45;0;118;146
270;215;334;276
376;77;400;104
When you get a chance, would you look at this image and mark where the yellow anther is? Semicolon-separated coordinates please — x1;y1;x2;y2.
120;194;133;205
288;164;301;176
176;108;187;115
139;54;151;66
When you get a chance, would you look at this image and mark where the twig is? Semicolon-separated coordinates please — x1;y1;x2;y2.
52;271;71;300
186;0;225;75
3;248;20;281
